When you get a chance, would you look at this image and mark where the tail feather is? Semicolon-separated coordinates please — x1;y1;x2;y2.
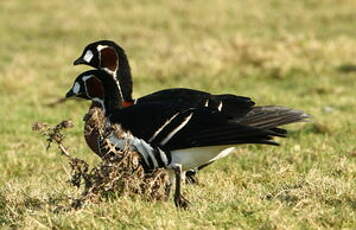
240;106;310;129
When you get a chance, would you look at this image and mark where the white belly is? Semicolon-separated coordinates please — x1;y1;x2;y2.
170;146;236;171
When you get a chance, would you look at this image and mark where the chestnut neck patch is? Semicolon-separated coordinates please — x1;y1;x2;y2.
100;47;118;72
86;78;104;99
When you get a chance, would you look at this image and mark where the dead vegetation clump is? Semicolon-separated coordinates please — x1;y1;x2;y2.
32;108;170;210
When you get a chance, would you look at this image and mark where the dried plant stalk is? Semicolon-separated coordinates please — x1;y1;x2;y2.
33;108;170;210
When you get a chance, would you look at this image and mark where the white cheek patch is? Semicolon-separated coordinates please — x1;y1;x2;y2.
72;82;80;94
83;50;94;63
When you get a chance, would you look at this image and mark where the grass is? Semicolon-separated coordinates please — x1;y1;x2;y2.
0;0;355;229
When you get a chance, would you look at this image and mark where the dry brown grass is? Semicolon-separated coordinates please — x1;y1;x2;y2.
32;108;170;212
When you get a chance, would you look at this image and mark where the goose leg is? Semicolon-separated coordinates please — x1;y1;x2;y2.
172;164;191;209
185;161;215;184
185;169;199;184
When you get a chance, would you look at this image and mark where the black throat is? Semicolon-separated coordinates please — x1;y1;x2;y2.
114;45;134;103
96;71;123;115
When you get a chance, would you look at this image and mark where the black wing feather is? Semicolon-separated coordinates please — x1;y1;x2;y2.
136;88;255;120
109;103;283;151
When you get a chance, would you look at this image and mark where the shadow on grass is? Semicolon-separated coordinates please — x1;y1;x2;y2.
337;64;356;74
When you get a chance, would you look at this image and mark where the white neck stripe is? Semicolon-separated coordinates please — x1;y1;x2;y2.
111;71;124;101
82;75;92;81
97;44;108;51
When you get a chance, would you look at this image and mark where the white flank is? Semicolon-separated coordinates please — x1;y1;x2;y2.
83;50;94;63
72;82;80;94
148;113;179;142
160;113;193;145
208;147;235;163
170;145;235;170
218;101;223;111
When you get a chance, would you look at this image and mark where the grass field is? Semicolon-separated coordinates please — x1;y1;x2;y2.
1;0;356;229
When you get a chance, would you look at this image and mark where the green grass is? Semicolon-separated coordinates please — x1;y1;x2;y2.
1;0;356;229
